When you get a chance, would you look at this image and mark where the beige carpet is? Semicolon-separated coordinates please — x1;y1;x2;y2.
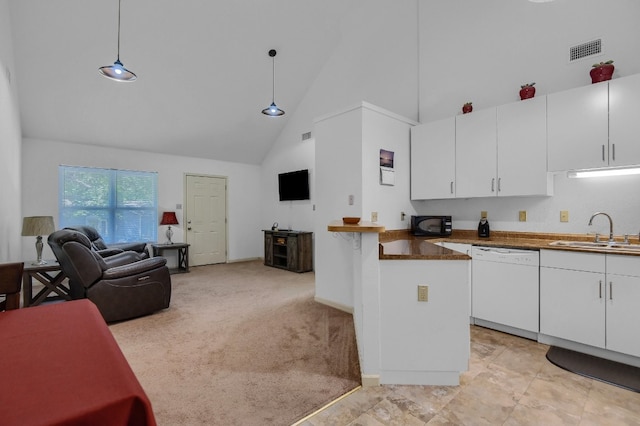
108;260;360;426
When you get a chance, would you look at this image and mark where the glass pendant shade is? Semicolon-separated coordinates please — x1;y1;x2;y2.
262;49;285;117
99;0;136;82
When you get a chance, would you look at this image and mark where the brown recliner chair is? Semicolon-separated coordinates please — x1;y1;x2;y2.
48;229;171;322
65;225;150;259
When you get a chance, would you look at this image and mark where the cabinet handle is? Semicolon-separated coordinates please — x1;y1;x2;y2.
602;145;606;162
491;178;495;192
609;281;613;300
498;178;501;192
612;144;616;162
450;181;454;194
599;280;602;298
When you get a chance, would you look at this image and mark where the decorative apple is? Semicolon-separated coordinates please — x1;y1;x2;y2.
519;82;536;100
462;102;473;114
590;60;614;84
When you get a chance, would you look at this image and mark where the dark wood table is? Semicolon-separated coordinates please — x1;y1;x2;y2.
22;259;71;307
151;243;190;273
0;299;157;425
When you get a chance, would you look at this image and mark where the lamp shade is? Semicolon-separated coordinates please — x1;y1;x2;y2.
160;212;179;226
21;216;55;236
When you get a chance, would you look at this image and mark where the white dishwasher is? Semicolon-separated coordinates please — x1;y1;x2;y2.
471;246;540;337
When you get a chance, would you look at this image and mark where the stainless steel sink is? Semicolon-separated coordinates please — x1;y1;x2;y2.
549;240;640;252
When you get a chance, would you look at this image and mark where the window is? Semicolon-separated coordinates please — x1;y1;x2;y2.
59;166;158;244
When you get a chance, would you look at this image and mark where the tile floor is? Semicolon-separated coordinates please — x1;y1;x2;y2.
301;326;640;425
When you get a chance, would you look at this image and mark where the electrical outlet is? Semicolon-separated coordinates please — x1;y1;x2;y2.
519;211;527;222
481;211;488;219
371;212;378;222
348;195;354;205
418;285;429;302
560;210;569;222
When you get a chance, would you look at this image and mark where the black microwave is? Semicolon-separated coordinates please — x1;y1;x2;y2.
411;215;452;236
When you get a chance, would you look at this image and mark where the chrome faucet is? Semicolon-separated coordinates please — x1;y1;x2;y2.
588;212;614;243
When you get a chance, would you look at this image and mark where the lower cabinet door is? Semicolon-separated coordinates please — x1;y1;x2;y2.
606;274;640;357
540;267;606;348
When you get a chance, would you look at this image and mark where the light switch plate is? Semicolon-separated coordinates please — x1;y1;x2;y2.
519;211;527;222
418;285;429;302
560;210;569;222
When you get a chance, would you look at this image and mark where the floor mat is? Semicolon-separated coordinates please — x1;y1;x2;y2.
546;346;640;393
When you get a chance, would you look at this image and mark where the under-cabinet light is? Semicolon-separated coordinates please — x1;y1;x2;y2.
567;167;640;178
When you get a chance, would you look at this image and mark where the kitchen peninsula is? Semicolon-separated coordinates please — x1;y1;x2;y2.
327;220;470;386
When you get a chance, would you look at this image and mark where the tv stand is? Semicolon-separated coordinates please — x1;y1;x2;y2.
264;230;312;273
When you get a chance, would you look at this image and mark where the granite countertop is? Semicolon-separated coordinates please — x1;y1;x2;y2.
378;229;640;259
379;239;470;260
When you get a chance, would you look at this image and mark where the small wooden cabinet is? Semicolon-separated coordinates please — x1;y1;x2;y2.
263;230;312;273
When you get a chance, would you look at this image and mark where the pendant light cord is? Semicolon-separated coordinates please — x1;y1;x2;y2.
116;0;121;61
271;56;276;103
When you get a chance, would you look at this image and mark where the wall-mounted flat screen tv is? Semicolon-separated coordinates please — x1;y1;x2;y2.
278;169;310;201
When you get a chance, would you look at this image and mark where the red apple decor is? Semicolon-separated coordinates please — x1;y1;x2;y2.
462;102;473;114
519;82;536;100
590;60;614;84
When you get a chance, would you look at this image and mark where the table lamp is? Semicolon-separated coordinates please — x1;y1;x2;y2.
22;216;56;265
160;211;179;244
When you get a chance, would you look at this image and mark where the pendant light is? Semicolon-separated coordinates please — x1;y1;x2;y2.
99;0;137;82
261;49;285;116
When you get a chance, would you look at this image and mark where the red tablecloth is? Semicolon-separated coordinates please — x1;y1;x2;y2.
0;300;157;426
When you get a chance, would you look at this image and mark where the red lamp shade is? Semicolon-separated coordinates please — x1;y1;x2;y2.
160;212;179;226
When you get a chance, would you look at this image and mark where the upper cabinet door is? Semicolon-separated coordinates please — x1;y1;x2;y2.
609;73;640;167
455;107;497;198
547;83;609;171
497;96;552;197
410;118;456;200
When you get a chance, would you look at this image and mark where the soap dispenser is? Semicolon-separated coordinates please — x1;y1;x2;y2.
478;216;490;238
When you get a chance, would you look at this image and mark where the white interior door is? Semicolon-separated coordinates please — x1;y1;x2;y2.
185;174;227;266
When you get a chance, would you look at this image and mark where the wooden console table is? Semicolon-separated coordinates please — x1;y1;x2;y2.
263;230;313;273
151;243;190;273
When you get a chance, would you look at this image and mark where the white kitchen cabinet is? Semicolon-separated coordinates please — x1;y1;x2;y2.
540;250;640;358
609;73;640;167
540;251;606;348
605;255;640;357
496;96;552;196
547;82;609;171
410;118;455;200
455;107;497;198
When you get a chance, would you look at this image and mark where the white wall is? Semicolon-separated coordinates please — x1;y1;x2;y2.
416;0;640;237
361;106;417;230
21;138;262;263
314;103;417;309
0;0;22;262
259;0;419;243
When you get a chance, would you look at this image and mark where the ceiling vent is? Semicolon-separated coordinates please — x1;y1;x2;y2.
301;131;312;141
569;38;602;63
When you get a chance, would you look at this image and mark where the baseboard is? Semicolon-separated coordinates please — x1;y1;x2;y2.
227;257;262;264
361;375;380;387
314;296;353;314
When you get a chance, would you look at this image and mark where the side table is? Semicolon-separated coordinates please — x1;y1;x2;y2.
151;243;190;274
22;260;71;307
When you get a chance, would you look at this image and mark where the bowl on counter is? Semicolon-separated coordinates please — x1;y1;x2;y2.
342;217;361;225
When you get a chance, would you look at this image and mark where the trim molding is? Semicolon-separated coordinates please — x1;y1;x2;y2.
361;375;380;387
314;296;353;314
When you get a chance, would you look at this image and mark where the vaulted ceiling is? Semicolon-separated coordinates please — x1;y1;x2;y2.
9;1;358;164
